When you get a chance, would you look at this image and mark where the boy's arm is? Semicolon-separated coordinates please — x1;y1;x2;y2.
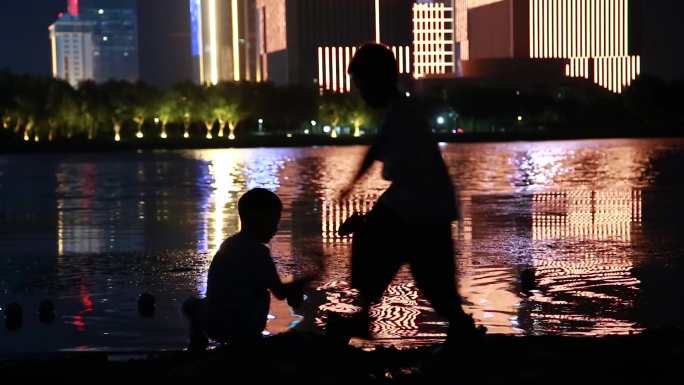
263;253;310;302
270;277;311;302
338;139;383;200
262;247;315;307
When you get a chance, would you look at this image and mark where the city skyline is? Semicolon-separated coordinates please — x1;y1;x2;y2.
0;1;682;84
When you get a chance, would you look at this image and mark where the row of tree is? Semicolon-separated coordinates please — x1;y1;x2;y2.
2;70;682;145
0;72;375;143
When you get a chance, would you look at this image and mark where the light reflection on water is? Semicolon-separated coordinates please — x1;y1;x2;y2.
1;139;684;352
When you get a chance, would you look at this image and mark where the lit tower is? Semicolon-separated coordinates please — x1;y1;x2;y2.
67;0;80;16
191;0;259;85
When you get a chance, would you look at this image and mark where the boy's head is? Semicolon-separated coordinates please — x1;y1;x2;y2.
238;188;282;243
348;43;399;108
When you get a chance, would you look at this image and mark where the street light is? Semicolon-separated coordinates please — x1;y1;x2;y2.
436;116;445;125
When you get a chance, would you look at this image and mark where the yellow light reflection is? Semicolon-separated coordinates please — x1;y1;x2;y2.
205;151;241;255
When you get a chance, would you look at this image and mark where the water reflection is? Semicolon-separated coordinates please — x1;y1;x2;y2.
1;139;683;352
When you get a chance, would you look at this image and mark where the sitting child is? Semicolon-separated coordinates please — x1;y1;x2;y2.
184;188;310;349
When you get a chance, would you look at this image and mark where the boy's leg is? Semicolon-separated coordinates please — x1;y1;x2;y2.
182;297;209;352
345;204;404;337
409;223;481;343
351;204;404;307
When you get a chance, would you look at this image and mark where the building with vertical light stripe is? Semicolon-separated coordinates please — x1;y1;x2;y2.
191;0;259;84
452;0;641;93
249;0;413;89
412;1;455;78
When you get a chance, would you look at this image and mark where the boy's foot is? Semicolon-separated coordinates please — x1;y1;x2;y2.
325;311;372;342
445;314;487;347
187;333;209;353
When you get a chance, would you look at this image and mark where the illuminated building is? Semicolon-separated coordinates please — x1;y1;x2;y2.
49;0;139;85
253;0;413;88
49;15;96;88
412;2;455;78
81;1;139;83
452;0;641;93
190;0;259;84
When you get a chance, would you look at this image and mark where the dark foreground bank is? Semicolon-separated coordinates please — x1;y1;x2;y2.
1;328;682;383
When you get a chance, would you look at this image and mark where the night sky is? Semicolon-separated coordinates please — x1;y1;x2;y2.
0;0;683;82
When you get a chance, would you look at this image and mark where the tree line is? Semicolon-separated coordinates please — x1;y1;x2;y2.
0;72;374;143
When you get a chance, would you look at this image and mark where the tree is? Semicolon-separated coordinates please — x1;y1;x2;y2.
100;80;134;142
14;76;51;142
0;71;16;132
77;80;107;140
346;94;373;137
46;80;78;141
130;82;158;139
156;88;181;139
214;82;246;140
199;86;218;139
318;91;352;138
174;82;203;139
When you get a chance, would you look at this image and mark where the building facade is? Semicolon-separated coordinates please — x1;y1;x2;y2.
190;0;259;85
451;0;641;92
81;5;139;83
49;15;96;88
261;0;413;89
50;0;139;85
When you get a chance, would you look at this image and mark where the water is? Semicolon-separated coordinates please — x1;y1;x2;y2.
1;138;683;353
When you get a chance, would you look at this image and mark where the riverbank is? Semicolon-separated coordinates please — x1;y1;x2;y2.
2;329;682;382
1;132;683;155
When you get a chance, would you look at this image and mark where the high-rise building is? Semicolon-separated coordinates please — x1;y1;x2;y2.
49;14;96;87
81;1;139;83
444;0;642;93
412;1;455;78
190;0;259;85
49;0;139;86
252;0;413;89
138;0;194;87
